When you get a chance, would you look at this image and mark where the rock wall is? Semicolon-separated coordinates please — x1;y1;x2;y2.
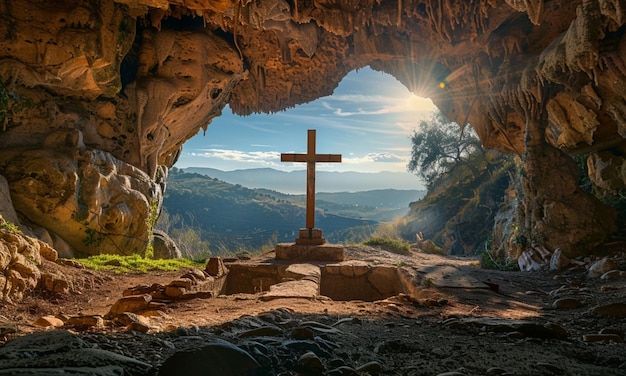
0;0;625;260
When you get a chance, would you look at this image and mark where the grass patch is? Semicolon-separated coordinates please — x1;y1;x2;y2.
0;221;23;234
363;237;411;255
73;254;205;274
479;250;518;271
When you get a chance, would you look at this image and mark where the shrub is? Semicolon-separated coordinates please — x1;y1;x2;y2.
363;237;411;255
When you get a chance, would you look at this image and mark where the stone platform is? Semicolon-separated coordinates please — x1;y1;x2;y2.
275;243;345;262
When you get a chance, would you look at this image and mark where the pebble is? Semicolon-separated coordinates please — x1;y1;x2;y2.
297;351;325;372
291;326;315;340
552;297;583;309
599;328;625;340
600;285;620;292
550;248;570;270
582;333;623;343
600;270;621;280
588;258;618;278
591;302;626;317
237;326;283;338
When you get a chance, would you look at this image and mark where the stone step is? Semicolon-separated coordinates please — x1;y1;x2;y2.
260;264;321;301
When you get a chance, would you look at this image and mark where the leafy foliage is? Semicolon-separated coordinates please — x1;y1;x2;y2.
391;112;517;256
408;111;483;189
158;169;379;258
0;220;22;234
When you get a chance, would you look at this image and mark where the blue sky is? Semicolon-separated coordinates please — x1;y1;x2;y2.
175;67;436;182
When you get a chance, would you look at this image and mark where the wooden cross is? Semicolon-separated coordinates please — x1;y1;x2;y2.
281;129;341;244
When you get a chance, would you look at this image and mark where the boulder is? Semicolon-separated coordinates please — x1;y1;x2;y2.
152;229;182;259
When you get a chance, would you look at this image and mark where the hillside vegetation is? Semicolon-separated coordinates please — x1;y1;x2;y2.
158;169;381;257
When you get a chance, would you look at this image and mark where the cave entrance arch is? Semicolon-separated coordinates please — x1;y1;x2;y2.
162;67;435;253
174;67;435;184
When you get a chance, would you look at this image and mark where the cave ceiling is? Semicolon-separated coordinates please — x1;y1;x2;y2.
1;0;626;257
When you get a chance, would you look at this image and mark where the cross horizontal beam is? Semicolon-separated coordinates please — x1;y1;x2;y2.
280;154;342;163
280;129;342;234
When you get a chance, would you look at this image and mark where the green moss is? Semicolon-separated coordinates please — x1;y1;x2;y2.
0;80;32;131
144;199;160;258
0;221;22;234
73;254;205;274
83;228;105;247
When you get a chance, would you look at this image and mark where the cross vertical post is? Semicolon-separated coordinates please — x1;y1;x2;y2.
306;129;316;230
281;129;341;245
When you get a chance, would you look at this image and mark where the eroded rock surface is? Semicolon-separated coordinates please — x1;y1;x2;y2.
0;1;625;264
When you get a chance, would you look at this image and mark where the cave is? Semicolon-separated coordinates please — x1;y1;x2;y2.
1;1;626;374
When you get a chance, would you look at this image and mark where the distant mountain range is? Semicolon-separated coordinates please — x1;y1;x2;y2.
183;167;423;194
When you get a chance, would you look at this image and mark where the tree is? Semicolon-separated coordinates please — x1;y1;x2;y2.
408;111;483;188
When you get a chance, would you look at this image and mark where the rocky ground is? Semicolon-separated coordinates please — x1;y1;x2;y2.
0;246;625;376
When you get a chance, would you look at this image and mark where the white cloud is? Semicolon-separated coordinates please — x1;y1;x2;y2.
342;152;407;165
192;148;281;165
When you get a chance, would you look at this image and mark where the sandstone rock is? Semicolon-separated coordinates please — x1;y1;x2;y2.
168;278;194;289
32;316;64;328
0;0;625;260
367;266;400;296
106;294;152;317
152;230;182;259
0;141;160;257
40;272;71;294
206;257;229;277
164;286;186;297
588;258;619;278
0;176;24;232
65;315;105;329
549;248;570;271
181;268;207;282
0;230;44;303
114;312;151;333
285;263;322;281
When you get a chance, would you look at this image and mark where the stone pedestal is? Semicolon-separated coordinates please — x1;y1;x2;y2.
295;228;325;245
275;242;345;262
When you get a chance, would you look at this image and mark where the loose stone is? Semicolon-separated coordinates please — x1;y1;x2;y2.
355;360;382;374
591;302;626;317
297;351;325;373
32;315;64;328
159;339;260;376
552;297;583;309
588;258;619;278
582;333;623;343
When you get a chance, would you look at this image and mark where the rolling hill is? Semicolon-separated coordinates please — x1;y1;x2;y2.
159;169;380;256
